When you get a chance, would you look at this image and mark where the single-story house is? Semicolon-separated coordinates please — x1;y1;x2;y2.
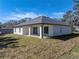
13;16;72;39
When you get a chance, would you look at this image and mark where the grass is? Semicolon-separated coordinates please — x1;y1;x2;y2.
58;34;79;59
0;34;79;59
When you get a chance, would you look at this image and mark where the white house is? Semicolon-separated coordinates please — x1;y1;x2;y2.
13;16;72;39
73;26;79;31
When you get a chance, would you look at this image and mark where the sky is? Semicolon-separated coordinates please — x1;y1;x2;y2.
0;0;74;23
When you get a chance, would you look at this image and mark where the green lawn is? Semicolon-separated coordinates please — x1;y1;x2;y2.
0;34;79;59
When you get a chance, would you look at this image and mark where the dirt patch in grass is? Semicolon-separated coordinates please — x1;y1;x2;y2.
0;34;78;59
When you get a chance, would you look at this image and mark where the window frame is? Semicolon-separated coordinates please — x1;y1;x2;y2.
33;27;38;35
44;26;49;34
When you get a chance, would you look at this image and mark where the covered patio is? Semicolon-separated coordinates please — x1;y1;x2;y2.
23;24;49;39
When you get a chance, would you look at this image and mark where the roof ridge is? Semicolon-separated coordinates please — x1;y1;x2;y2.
16;16;70;27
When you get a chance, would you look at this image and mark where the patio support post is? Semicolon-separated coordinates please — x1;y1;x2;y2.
29;26;31;36
40;25;43;39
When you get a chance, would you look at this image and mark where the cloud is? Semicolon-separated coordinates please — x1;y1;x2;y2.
51;12;65;18
0;11;65;23
0;12;42;22
9;12;42;20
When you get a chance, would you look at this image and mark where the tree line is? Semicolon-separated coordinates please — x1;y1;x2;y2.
0;18;31;29
63;0;79;26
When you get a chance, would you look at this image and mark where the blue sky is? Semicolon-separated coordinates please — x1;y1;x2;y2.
0;0;74;23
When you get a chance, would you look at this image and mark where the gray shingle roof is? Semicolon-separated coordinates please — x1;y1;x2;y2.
17;16;70;26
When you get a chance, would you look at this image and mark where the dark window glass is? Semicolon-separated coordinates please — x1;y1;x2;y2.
33;27;38;35
60;28;62;32
44;27;48;34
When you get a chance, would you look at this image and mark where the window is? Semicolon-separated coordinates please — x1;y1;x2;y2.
44;27;48;34
60;28;62;32
19;28;21;33
33;27;38;35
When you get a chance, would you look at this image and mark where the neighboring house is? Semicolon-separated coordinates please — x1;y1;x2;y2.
0;29;13;34
13;16;72;39
0;24;14;34
73;26;79;31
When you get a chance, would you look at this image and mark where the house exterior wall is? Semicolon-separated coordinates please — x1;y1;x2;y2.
31;25;40;36
43;25;53;37
52;25;72;36
14;25;41;36
13;24;72;38
22;25;40;36
42;24;72;37
22;26;29;35
73;26;79;31
13;27;23;35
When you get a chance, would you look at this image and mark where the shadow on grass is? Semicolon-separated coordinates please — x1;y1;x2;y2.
0;37;19;49
50;33;79;41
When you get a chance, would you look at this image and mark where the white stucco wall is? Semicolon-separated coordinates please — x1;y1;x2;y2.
22;26;29;35
52;25;72;36
31;25;53;37
13;24;72;38
43;25;53;36
73;26;79;31
13;27;23;35
42;24;72;37
31;25;40;36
